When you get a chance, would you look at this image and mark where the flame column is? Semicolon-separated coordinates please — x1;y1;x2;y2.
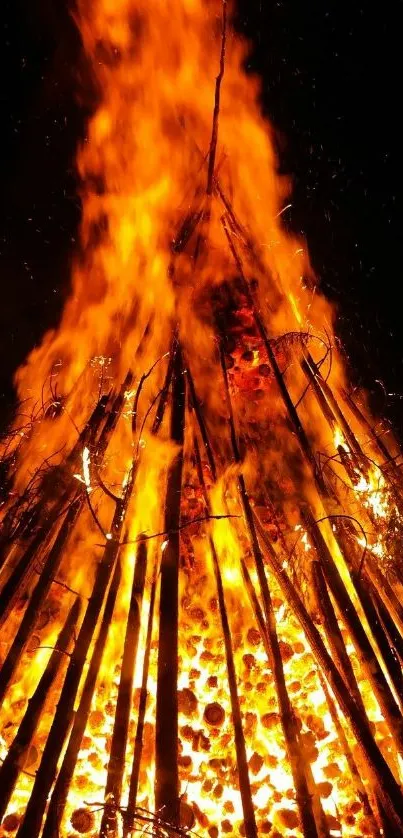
155;343;185;826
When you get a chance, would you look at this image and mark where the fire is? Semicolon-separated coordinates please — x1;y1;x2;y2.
2;1;403;837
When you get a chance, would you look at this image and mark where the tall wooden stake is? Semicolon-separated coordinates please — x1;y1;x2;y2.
99;542;148;837
0;598;80;822
218;349;319;838
155;343;186;827
124;554;159;838
41;560;122;838
16;457;137;838
194;436;258;838
303;508;403;755
0;494;82;704
253;513;403;833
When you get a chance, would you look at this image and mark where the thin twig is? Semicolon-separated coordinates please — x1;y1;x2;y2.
314;513;368;576
206;0;227;195
96;513;239;548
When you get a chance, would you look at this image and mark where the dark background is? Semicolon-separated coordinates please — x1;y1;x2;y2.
0;0;402;433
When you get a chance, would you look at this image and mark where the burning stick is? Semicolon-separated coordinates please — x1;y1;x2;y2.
0;598;81;823
0;379;127;628
317;671;382;838
303;508;403;755
0;493;83;704
0;392;109;564
342;388;402;477
364;553;403;638
96;371;134;460
371;585;403;667
15;452;138;838
217;349;320;838
206;0;227;196
99;541;148;837
311;561;367;717
0;499;71;629
300;357;364;482
124;554;159;838
125;343;178;835
311;556;393;833
151;334;177;436
64;390;111;471
351;563;403;707
302;355;366;465
41;560;122;838
253;513;403;832
193;436;258;838
155;343;186;827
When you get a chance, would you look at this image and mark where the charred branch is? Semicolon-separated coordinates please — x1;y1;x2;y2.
0;598;80;822
155;343;186;827
41;560;122;838
99;542;148;837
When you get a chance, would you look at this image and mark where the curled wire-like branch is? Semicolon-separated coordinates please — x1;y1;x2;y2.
93;468;121;504
287;511;369;579
272;330;328;356
294;336;333;410
319;447;397;507
314;513;369;577
320;460;360;494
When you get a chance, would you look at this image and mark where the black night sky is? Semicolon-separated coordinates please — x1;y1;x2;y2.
0;0;402;435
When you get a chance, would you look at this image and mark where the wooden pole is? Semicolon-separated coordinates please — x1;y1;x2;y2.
194;437;258;838
312;562;389;833
124;555;159;838
342;387;402;483
206;0;227;196
0;502;67;628
0;493;83;704
96;371;134;460
317;671;382;837
303;508;403;754
351;568;403;707
218;349;319;838
253;513;403;833
302;356;365;464
311;561;367;716
365;555;403;639
0;598;80;822
0;393;109;568
16;455;137;838
0;377;129;629
99;542;148;838
155;343;186;828
41;560;122;838
372;586;403;666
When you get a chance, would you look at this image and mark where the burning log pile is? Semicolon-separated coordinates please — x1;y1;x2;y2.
2;1;403;837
